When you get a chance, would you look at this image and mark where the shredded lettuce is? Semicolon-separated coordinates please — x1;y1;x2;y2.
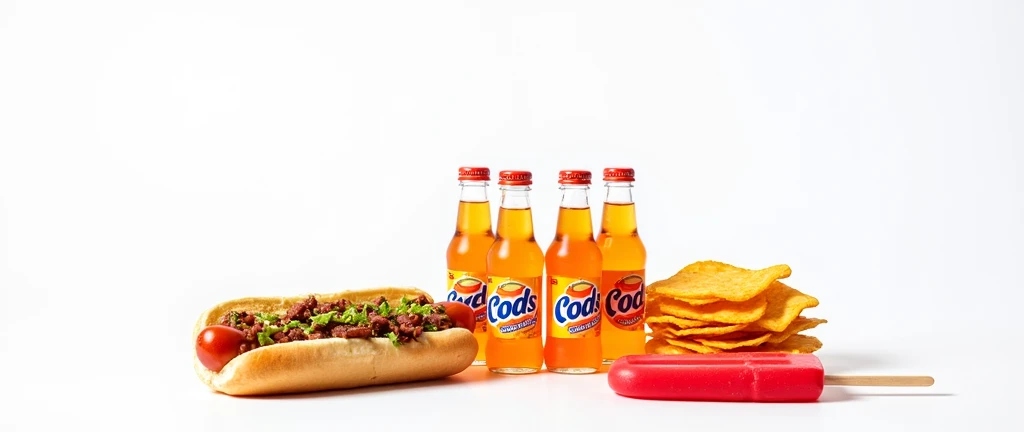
394;297;434;316
254;312;278;323
332;306;369;325
246;297;442;347
257;321;306;345
283;320;306;331
257;331;275;346
310;311;336;327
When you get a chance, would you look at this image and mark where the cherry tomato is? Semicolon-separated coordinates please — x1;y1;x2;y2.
435;301;475;332
195;325;245;372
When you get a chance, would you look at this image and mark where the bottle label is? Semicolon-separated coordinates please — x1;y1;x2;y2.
446;270;488;334
602;270;646;331
549;275;602;338
485;275;541;340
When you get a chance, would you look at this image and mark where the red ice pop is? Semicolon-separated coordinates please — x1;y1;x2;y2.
607;353;934;403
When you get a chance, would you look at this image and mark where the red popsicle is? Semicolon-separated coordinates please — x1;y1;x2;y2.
607;353;934;403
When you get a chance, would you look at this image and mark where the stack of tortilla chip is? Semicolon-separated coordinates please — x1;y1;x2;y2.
644;260;826;355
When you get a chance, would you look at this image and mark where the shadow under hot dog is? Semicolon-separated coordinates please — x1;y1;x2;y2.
229;365;504;400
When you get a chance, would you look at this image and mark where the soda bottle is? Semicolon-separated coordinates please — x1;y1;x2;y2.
596;168;647;363
544;170;603;374
484;170;544;374
446;167;494;365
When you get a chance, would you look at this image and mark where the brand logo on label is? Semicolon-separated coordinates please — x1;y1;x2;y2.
446;276;487;322
486;280;538;334
553;279;601;334
605;274;645;327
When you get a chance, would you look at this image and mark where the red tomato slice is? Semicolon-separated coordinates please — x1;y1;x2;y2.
435;301;475;332
195;325;245;372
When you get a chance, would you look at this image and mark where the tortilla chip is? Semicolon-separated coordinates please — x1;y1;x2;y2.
716;316;826;345
735;334;823;354
645;338;697;355
647;321;747;337
648;291;719;306
664;337;722;354
680;260;743;274
651;292;767;324
744;282;819;332
766;316;826;344
643;315;710;329
648;263;791;302
692;331;773;350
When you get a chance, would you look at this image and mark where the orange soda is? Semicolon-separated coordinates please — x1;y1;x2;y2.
485;170;544;374
544;170;603;374
446;167;494;365
596;168;647;362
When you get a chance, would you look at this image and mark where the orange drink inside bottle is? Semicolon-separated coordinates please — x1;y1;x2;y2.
597;168;647;363
485;170;543;374
446;167;494;365
544;170;603;374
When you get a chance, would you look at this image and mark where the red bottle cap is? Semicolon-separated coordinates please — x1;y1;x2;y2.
558;170;592;185
603;168;636;182
458;167;490;181
498;170;533;186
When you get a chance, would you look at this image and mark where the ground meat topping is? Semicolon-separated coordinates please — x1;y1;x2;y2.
218;295;449;353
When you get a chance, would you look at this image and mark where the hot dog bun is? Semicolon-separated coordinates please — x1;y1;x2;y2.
192;286;478;396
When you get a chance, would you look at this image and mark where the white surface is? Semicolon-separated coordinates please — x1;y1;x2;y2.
1;1;1022;431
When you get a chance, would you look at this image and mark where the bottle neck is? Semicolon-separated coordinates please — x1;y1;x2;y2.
456;181;491;235
556;185;594;239
499;185;531;210
459;181;488;203
601;182;638;235
496;185;535;240
560;185;591;209
604;182;634;204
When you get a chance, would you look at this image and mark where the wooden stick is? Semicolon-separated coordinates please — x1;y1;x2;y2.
824;375;935;387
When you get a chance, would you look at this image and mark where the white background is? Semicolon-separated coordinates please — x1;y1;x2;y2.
1;1;1022;431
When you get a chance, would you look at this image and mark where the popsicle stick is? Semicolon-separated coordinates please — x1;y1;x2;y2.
824;375;934;387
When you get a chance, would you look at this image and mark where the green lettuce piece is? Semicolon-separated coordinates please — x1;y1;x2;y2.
254;312;278;323
256;322;291;346
410;303;435;315
257;332;275;346
393;297;435;316
310;311;336;327
386;332;400;347
333;306;369;325
281;320;309;332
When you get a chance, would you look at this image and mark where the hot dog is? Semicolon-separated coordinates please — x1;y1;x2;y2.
192;286;478;396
